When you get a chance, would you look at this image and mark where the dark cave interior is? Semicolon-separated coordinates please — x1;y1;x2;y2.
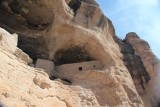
54;45;94;66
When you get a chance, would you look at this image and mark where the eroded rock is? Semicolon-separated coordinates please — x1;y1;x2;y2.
0;0;149;107
116;32;160;107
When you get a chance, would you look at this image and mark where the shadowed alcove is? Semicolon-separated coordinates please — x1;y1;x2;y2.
54;45;94;66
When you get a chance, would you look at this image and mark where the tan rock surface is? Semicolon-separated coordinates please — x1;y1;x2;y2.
0;21;143;107
0;28;17;53
125;33;158;80
0;0;146;107
123;32;160;107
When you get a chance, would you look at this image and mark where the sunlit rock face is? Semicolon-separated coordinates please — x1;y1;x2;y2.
115;33;160;107
0;0;157;107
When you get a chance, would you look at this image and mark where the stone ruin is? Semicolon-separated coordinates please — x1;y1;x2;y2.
0;0;159;106
34;58;103;84
35;59;55;76
33;44;103;82
0;28;103;84
0;25;104;83
55;60;102;73
35;59;102;76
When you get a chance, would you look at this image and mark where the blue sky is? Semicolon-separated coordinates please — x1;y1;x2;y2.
97;0;160;58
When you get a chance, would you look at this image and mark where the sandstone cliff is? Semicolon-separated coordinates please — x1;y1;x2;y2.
115;33;160;107
0;0;159;107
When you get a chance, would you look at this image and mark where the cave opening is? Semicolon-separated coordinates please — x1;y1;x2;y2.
68;0;82;15
17;36;49;61
68;0;98;16
54;45;94;66
9;0;21;14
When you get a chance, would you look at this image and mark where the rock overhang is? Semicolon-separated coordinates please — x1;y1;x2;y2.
0;0;116;66
49;26;115;68
0;0;148;106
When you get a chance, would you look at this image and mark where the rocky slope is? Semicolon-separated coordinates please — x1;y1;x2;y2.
0;0;159;107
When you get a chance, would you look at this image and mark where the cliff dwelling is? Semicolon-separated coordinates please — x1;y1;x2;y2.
32;45;103;83
53;45;102;71
1;0;160;107
0;0;107;74
55;60;102;73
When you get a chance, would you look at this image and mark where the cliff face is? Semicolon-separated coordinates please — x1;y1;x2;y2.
0;0;159;107
115;33;160;107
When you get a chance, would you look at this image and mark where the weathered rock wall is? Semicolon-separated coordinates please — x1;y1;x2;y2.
0;0;157;107
115;33;160;107
0;27;144;107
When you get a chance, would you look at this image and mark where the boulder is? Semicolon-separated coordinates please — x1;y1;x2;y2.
35;59;54;76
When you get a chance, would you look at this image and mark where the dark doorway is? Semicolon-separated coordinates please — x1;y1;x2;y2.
79;67;82;71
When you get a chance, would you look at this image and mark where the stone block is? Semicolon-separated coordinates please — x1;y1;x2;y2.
35;59;54;75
